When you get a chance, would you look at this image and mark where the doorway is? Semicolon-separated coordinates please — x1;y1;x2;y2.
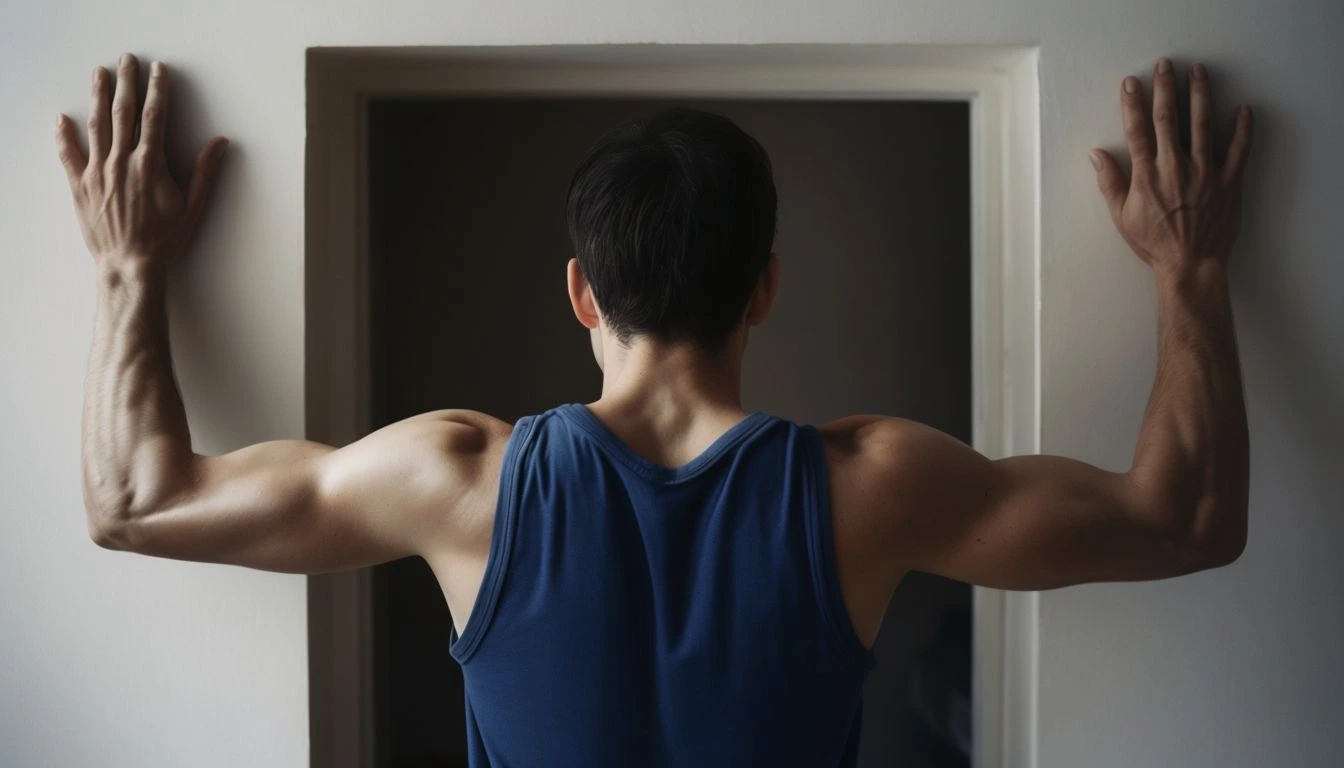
304;43;1041;768
366;96;971;767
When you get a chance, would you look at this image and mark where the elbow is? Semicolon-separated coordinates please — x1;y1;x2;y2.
83;481;145;552
89;519;128;550
83;478;133;550
83;460;190;552
1195;521;1247;569
85;499;139;551
1182;502;1248;571
1130;470;1248;574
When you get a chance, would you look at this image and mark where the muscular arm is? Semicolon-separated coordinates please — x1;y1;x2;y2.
829;59;1252;614
80;262;493;572
66;54;500;574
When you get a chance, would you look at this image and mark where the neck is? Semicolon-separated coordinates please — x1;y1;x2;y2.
595;336;746;419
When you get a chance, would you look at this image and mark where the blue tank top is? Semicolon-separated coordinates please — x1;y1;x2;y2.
449;403;877;766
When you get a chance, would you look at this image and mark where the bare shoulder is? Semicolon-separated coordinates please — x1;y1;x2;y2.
815;413;987;540
393;408;515;451
816;414;946;481
806;414;978;642
383;410;516;628
323;409;516;556
813;415;956;644
382;407;517;506
815;414;932;525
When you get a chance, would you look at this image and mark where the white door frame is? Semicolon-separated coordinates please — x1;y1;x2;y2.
305;43;1041;768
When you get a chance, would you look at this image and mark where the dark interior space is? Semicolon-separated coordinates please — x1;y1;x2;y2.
366;96;972;768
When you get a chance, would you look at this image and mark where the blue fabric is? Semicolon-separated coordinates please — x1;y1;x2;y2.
449;403;876;767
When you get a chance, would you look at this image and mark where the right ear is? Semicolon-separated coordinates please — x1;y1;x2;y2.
567;258;600;330
744;252;781;326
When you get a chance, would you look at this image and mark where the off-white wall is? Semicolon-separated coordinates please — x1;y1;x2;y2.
2;2;1339;767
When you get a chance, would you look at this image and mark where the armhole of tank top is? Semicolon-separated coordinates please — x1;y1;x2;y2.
449;414;538;664
801;423;877;673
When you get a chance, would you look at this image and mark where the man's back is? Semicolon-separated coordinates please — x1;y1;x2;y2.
450;404;872;767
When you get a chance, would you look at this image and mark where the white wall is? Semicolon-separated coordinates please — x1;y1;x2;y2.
1;2;1339;767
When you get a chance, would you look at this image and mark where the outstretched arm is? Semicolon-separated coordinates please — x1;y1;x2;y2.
63;54;500;574
828;59;1251;607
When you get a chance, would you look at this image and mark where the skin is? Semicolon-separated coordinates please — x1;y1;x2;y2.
63;54;1251;647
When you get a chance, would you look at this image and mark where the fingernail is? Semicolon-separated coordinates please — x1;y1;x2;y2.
1123;76;1138;93
56;114;64;128
1192;62;1207;80
1088;151;1102;171
217;140;230;158
1156;58;1172;74
151;60;164;76
1241;105;1252;119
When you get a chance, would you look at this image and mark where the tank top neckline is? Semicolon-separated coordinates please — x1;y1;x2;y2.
557;403;775;484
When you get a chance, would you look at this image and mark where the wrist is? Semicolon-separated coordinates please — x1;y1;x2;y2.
1155;260;1230;313
96;254;169;290
1155;259;1227;294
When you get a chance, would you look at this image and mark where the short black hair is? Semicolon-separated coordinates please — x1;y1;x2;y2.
565;106;778;353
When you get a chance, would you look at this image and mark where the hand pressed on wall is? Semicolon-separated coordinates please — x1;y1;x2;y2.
1089;58;1253;279
56;53;230;271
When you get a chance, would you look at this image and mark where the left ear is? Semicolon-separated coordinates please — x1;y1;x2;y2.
744;252;781;326
567;258;601;330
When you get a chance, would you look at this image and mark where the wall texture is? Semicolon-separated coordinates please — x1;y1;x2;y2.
1;2;1340;767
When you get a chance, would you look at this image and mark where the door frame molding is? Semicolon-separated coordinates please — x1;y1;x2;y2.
305;43;1041;768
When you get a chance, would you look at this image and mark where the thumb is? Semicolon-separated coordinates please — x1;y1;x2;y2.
184;136;230;233
1089;149;1126;224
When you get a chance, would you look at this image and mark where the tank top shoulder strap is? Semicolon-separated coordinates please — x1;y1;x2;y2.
797;422;877;673
449;412;543;662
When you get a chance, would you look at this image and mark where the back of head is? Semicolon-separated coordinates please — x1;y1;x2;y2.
565;107;778;355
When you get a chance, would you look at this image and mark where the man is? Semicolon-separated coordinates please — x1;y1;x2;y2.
60;53;1251;766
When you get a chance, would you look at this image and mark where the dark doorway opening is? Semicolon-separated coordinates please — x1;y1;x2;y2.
366;97;972;768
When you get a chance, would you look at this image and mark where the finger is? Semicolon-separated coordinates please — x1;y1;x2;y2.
138;61;169;157
1090;149;1127;224
88;66;112;164
1121;75;1154;169
109;53;139;159
1188;62;1212;171
55;114;88;188
1151;58;1180;164
1223;105;1254;186
184;137;230;233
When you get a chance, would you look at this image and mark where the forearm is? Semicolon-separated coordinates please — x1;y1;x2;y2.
1129;262;1249;557
82;260;195;536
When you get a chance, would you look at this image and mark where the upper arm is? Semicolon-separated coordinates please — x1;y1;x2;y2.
823;416;1221;595
104;410;508;574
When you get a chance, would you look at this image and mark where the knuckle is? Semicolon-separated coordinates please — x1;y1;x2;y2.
129;152;153;179
110;101;129;118
1191;163;1211;187
142;105;162;124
